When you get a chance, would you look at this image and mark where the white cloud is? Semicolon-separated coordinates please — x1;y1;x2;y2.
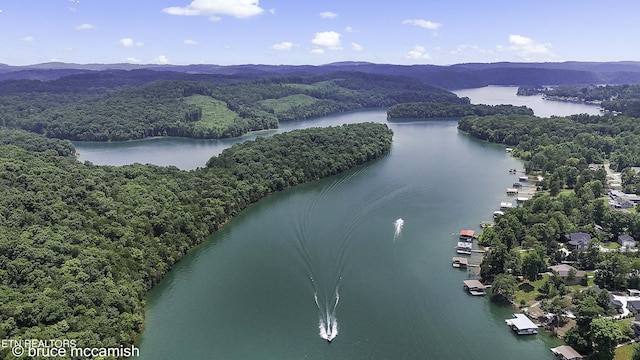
451;44;479;54
498;34;555;60
22;36;35;42
272;41;294;51
75;23;95;30
320;11;337;19
344;26;357;33
119;38;144;48
154;55;170;64
351;42;363;51
162;0;264;20
311;31;341;50
311;48;325;55
402;19;442;30
184;39;200;45
405;45;431;60
126;57;142;63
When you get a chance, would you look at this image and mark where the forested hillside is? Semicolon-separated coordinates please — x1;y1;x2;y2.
0;71;458;141
0;123;393;358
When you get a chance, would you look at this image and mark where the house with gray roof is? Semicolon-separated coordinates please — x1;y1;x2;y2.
564;232;592;250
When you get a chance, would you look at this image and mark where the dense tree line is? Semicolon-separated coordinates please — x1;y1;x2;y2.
0;128;76;156
0;123;392;359
386;102;533;119
0;71;457;141
458;113;640;174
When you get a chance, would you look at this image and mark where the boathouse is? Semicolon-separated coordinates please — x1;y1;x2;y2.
452;257;468;268
505;313;538;335
463;280;486;296
500;202;513;209
550;345;583;360
456;242;472;255
459;229;475;241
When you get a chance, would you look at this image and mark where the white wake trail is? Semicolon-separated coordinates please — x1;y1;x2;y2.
393;218;404;242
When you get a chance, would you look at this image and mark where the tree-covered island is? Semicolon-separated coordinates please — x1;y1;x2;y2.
387;102;533;119
0;123;392;359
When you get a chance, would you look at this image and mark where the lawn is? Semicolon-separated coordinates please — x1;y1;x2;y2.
616;343;636;360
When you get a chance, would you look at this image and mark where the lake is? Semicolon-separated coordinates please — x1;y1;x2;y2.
74;86;599;359
453;85;602;118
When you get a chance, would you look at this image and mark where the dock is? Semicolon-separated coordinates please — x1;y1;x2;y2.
505;313;538;335
456;241;473;255
463;280;487;296
452;257;468;268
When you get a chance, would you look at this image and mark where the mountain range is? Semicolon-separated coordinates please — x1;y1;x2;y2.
2;61;640;89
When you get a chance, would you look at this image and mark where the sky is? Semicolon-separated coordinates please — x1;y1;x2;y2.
1;0;639;66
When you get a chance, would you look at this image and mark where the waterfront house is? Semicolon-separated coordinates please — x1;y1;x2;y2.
463;280;486;296
459;229;475;241
518;176;528;182
548;264;585;285
629;289;640;297
550;345;583;360
505;313;538;335
564;232;592;250
456;241;472;255
512;182;522;188
618;234;637;248
506;188;519;195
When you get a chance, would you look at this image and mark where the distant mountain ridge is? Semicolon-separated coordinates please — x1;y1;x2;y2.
2;61;640;89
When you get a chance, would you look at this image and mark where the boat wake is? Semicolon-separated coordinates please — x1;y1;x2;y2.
393;218;404;242
313;279;340;342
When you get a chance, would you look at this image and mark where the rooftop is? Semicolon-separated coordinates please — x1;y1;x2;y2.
505;313;538;331
459;229;475;238
550;345;583;360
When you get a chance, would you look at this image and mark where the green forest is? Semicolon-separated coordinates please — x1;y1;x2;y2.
0;123;393;359
0;71;460;141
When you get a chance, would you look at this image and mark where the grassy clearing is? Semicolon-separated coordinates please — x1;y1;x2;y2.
514;276;547;305
257;94;319;115
185;95;239;132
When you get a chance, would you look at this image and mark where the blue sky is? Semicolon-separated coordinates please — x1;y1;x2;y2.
1;0;639;66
